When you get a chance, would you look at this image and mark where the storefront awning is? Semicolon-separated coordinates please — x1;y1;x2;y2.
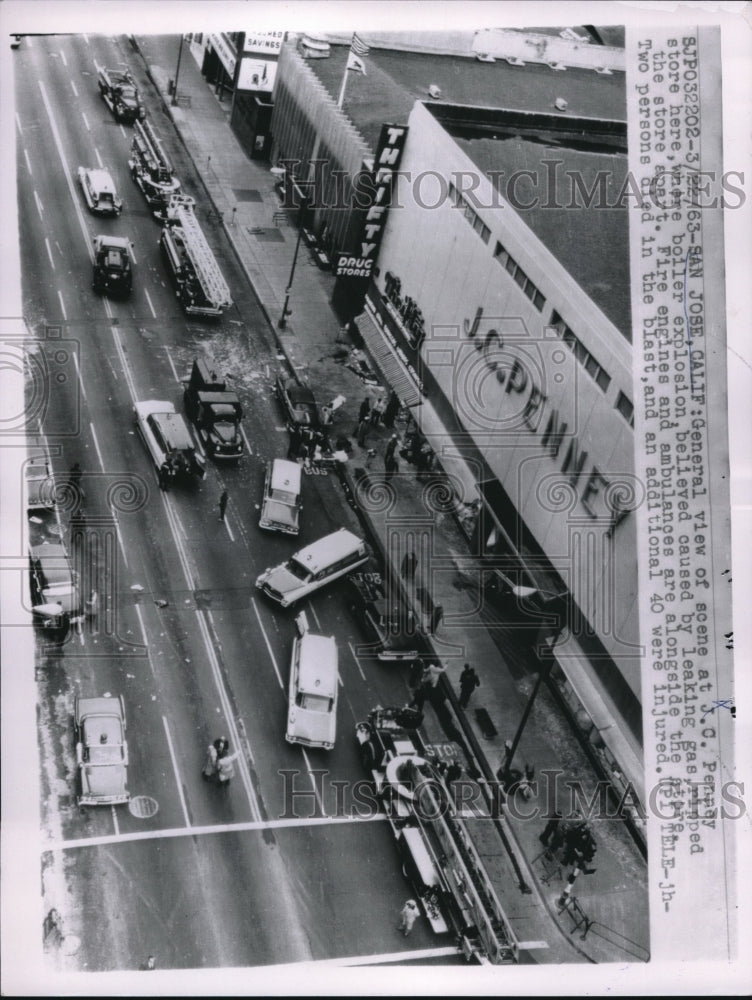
355;308;422;407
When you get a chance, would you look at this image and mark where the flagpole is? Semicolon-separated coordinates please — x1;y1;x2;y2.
336;64;349;109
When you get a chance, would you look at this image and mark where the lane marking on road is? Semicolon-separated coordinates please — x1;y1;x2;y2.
45;237;55;270
60;49;67;67
72;352;87;401
251;597;284;691
89;422;105;472
134;604;155;677
15;112;22;134
110;805;120;836
57;290;67;321
163;714;191;826
301;749;325;815
119;123;127;140
240;423;252;455
347;641;367;683
70;79;78;97
23;147;32;176
223;517;235;542
194;609;262;823
318;946;463;966
128;244;138;265
33;189;43;220
94;146;103;169
44;812;389;852
160;494;194;585
144;287;157;319
113;514;129;568
307;601;322;631
38;80;96;264
110;327;137;401
164;345;179;383
82;111;90;133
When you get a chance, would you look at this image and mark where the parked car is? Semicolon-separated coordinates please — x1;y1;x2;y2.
256;528;368;608
74;694;130;806
29;541;80;617
259;459;302;535
133;400;206;485
346;570;420;662
183;359;244;460
77;166;123;216
274;375;320;431
286;613;338;750
25;455;55;513
92;234;133;297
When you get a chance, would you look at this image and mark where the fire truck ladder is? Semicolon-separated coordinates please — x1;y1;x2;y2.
133;119;175;179
415;777;519;964
167;195;232;310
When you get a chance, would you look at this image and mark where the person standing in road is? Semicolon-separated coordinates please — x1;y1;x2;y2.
218;489;229;522
356;417;369;449
217;750;239;788
401;549;418;581
159;461;171;492
370;397;385;426
398;899;419;936
458;663;480;708
408;658;425;697
385;434;400;463
202;743;218;780
213;736;229;759
424;662;446;688
385;453;398;481
357;397;371;425
430;604;444;635
139;955;156;971
383;392;400;429
288;424;301;460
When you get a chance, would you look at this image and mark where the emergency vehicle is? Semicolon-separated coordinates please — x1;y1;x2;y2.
128;119;182;218
356;706;521;964
97;65;145;123
159;195;232;318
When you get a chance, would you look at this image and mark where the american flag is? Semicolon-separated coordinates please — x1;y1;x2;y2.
350;32;370;56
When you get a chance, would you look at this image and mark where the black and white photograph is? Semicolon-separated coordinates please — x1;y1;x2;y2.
1;1;749;995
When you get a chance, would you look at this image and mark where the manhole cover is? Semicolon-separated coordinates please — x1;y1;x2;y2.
247;227;285;243
129;795;159;819
232;188;262;202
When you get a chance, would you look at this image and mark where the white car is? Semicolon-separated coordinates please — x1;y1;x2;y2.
133;400;205;484
74;694;130;806
256;528;368;608
259;459;302;535
77;166;122;216
286;614;338;750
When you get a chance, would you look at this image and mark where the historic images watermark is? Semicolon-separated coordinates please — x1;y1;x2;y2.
278;159;746;213
278;768;746;824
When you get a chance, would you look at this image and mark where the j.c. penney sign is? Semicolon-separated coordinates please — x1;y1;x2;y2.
335;124;408;279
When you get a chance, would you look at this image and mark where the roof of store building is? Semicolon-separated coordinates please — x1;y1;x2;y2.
304;44;631;340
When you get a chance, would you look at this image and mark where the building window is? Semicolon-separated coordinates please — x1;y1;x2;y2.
450;183;493;246
494;241;545;312
615;391;634;426
551;311;612;394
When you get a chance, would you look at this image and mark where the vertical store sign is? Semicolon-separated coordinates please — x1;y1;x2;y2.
335;124;408;278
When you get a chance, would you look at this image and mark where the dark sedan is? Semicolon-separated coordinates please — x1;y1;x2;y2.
275;375;320;430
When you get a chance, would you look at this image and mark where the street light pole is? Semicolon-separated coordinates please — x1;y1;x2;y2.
278;195;308;329
171;34;185;107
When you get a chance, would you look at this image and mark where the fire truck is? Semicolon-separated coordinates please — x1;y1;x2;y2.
159;195;232;318
128;119;182;218
97;66;145;124
356;706;521;964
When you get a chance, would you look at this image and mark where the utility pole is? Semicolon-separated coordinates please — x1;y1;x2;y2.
171;34;185;107
278;193;309;329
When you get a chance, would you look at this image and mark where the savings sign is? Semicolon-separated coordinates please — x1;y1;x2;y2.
335;124;408;279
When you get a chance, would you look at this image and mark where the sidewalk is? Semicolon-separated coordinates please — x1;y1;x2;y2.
132;35;649;965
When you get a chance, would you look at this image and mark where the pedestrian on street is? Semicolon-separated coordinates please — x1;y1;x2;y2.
424;662;446;688
385;453;398;480
539;813;564;851
218;489;229;521
202;743;218;780
158;461;171;492
398;899;419;936
288;424;301;460
217;750;239;788
357;397;371;424
385;433;400;463
408;658;425;695
370;397;385;426
383;392;400;429
409;682;428;712
213;736;229;759
430;604;444;635
321;404;333;428
401;549;418;581
139;955;156;971
356;417;369;449
458;663;480;708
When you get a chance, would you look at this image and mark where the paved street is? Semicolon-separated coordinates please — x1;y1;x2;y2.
5;29;648;987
